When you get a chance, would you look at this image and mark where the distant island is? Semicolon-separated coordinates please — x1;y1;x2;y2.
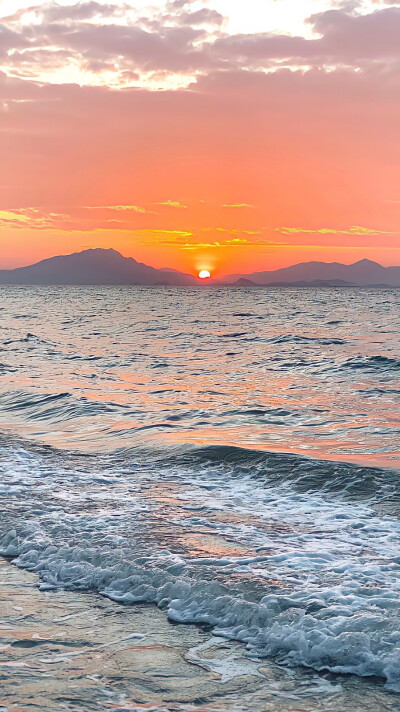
0;249;399;287
223;258;400;288
0;249;198;287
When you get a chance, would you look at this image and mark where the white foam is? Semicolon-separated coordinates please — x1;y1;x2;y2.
1;444;400;692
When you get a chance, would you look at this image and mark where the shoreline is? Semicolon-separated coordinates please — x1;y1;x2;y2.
0;556;268;711
1;556;398;712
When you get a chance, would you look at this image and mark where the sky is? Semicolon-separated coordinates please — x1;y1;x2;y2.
0;0;399;276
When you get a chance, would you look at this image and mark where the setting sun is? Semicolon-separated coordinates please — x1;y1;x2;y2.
198;270;211;279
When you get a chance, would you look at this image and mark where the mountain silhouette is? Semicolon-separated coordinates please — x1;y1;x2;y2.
0;250;399;287
0;248;198;286
221;259;400;287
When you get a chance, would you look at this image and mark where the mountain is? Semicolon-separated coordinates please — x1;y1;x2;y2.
0;251;399;287
0;248;198;286
221;259;400;287
230;278;260;287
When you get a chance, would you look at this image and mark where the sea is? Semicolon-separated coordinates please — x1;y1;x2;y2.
0;285;399;712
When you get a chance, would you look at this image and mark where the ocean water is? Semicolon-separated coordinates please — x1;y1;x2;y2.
0;285;400;710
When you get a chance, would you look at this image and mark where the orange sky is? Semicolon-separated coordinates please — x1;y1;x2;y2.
0;0;399;276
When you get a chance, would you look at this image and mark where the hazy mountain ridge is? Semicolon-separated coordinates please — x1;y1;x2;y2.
222;259;400;287
0;248;198;286
0;250;399;287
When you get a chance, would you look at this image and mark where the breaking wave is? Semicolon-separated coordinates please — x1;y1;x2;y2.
1;437;400;692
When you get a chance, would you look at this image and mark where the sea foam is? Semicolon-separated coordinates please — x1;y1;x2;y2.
1;441;400;692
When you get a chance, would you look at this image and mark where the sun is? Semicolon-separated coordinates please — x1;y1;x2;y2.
199;270;211;279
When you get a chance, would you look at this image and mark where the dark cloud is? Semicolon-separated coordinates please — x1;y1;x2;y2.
310;7;400;59
3;6;212;74
40;2;127;22
57;22;207;72
167;0;196;8
0;24;26;57
212;7;400;65
177;9;224;26
1;4;400;81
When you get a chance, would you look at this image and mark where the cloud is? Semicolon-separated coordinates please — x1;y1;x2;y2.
211;7;400;67
38;2;128;23
86;204;149;213
277;226;392;235
177;9;224;27
309;6;400;60
0;205;154;231
0;24;26;57
166;0;197;9
1;1;214;79
0;4;399;272
0;60;397;258
2;3;400;89
154;235;271;249
222;203;254;209
0;208;71;230
130;229;194;245
50;23;207;73
156;200;188;209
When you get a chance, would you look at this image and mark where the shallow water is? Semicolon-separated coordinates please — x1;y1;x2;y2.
1;558;398;712
0;286;399;710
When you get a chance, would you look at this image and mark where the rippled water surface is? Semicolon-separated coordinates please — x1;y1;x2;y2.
0;286;399;711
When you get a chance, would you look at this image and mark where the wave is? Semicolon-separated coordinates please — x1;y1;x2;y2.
268;335;346;345
0;390;130;422
169;445;400;515
3;530;400;692
1;436;400;692
341;356;400;372
0;362;17;373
